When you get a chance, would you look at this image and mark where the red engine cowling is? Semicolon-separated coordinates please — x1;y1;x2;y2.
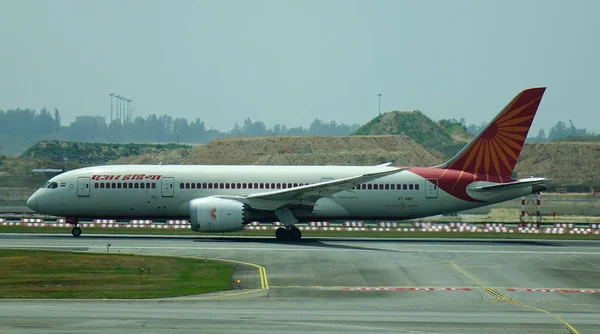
190;197;249;232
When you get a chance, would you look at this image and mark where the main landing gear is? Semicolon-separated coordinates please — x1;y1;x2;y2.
275;226;302;242
66;217;81;237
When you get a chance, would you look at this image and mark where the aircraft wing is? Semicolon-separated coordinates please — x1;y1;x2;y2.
245;168;402;203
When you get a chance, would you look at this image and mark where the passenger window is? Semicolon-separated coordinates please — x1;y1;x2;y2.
247;183;252;189
265;183;270;189
415;184;420;190
237;183;241;189
282;183;286;189
100;183;105;189
397;184;401;190
140;183;145;189
111;183;116;189
271;183;276;189
225;183;230;189
367;184;372;190
180;183;184;189
208;183;213;189
390;184;395;190
219;183;224;189
385;184;390;190
361;184;366;190
94;183;99;189
135;183;139;189
403;184;407;190
191;183;196;189
185;183;190;189
254;183;259;188
129;183;133;189
277;183;282;189
380;184;385;190
260;183;264;189
152;183;156;189
117;183;122;189
242;183;247;189
202;183;206;189
293;183;298;187
409;184;414;190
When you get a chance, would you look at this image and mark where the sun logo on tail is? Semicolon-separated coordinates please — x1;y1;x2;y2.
209;207;217;220
447;87;545;179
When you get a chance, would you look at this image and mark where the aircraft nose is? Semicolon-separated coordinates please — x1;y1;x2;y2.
27;192;38;211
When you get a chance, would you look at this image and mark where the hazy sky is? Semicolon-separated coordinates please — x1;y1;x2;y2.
1;0;598;134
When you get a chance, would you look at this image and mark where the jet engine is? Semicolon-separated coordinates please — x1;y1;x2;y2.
189;197;249;232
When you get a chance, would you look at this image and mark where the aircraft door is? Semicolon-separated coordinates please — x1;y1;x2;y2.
161;177;174;197
77;177;90;197
425;178;438;199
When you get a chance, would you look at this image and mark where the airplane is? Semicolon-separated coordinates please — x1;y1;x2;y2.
27;87;547;240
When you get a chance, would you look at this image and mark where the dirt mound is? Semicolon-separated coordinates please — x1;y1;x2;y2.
116;136;442;166
21;141;190;165
111;148;191;165
515;142;600;185
353;111;468;158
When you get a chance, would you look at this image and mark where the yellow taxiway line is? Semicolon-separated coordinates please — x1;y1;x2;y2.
449;259;579;334
205;257;269;290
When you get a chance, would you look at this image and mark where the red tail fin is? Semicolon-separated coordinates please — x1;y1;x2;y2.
444;87;546;177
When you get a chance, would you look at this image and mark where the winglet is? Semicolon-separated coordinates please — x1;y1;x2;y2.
441;87;546;177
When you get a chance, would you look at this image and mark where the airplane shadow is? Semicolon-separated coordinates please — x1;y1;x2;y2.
189;236;586;250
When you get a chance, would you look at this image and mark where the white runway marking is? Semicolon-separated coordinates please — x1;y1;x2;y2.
2;243;600;255
0;245;362;252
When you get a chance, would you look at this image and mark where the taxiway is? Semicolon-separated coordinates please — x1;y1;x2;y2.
0;234;599;333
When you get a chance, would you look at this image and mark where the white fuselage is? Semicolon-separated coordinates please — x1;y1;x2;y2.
28;165;533;222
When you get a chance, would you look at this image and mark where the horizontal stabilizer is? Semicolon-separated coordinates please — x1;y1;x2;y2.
469;177;546;192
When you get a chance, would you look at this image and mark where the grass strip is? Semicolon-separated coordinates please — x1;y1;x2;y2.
0;249;233;299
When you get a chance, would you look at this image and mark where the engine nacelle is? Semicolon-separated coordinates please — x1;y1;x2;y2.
190;197;248;232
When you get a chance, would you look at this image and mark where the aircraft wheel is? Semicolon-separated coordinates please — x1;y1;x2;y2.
71;226;82;237
275;227;288;241
289;227;302;241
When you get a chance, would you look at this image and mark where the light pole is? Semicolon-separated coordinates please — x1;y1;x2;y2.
119;96;127;123
109;93;114;124
115;95;121;123
120;96;127;123
128;99;134;123
377;93;382;116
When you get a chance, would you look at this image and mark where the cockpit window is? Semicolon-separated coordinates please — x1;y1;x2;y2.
47;182;58;189
40;182;50;189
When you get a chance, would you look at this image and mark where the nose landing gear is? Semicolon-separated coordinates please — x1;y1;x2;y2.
71;226;82;237
66;217;81;237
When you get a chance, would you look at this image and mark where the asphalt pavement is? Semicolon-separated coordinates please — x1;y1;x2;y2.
0;234;599;333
